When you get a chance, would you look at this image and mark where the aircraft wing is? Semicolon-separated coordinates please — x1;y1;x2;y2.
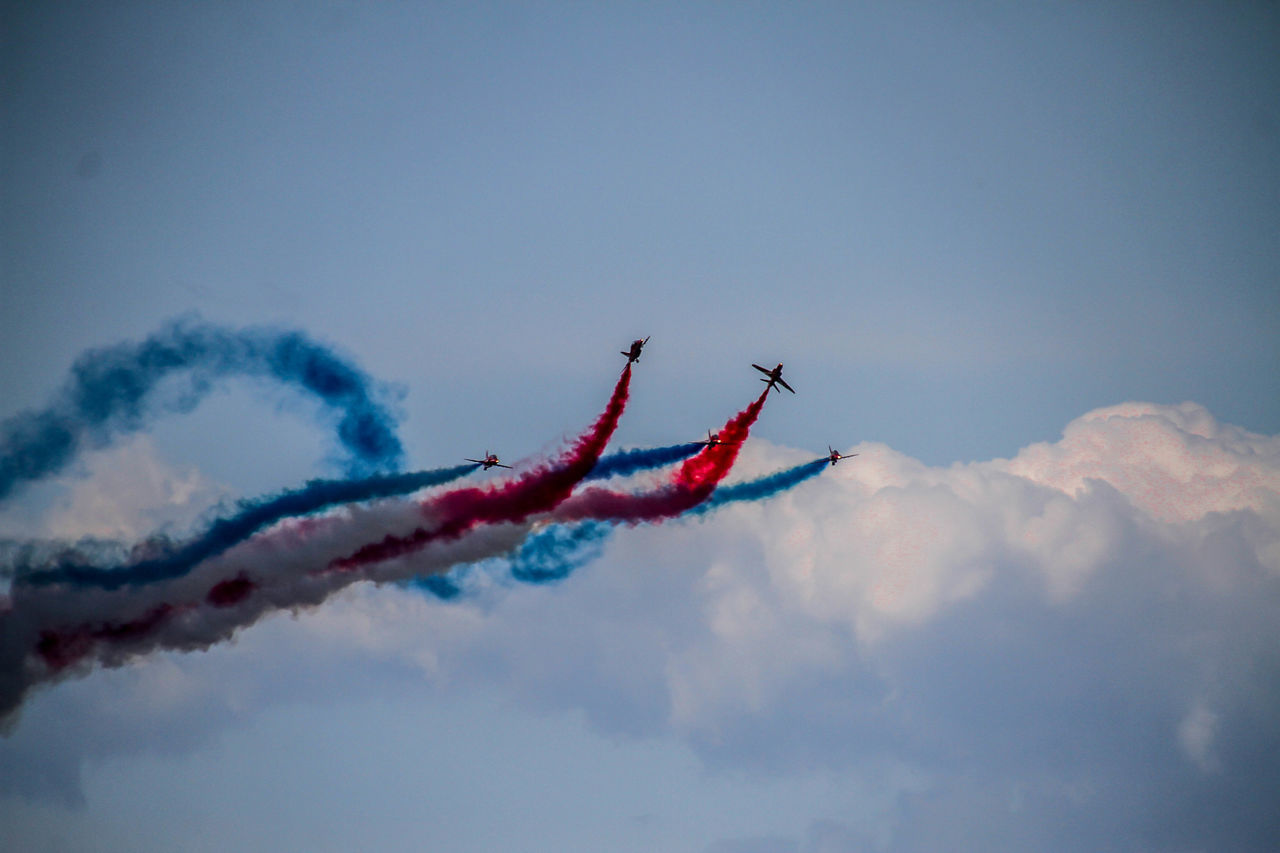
751;363;771;376
776;377;796;393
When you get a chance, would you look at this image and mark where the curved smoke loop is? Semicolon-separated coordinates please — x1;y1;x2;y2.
0;317;405;504
0;324;834;729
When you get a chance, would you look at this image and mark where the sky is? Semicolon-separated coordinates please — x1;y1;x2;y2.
1;1;1278;851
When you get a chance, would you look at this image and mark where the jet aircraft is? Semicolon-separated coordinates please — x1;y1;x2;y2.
826;446;857;466
696;429;737;447
621;336;650;363
752;362;795;394
465;451;512;470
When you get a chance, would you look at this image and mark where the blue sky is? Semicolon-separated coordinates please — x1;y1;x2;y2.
2;2;1278;851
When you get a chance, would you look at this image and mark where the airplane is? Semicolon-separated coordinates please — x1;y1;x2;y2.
621;336;650;363
696;429;737;447
752;362;795;394
826;446;857;466
465;451;512;470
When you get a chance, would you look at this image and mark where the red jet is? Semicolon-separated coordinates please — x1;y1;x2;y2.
826;446;857;466
465;451;513;470
696;429;737;447
621;336;650;364
752;362;795;394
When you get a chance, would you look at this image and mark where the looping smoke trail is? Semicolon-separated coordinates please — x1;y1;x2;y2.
0;364;636;722
12;464;481;591
0;361;818;726
0;317;405;502
329;365;634;571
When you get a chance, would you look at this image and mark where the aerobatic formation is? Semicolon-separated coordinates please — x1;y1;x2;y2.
0;322;850;724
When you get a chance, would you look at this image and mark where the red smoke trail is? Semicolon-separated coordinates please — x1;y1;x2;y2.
329;365;634;571
550;386;770;523
16;367;632;689
35;603;190;671
32;570;253;672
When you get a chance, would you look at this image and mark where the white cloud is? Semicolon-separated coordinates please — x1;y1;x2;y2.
1178;700;1221;773
4;401;1278;850
1001;401;1280;523
355;401;1278;848
0;435;229;543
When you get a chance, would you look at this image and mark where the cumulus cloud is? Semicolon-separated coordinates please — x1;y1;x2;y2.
0;435;228;544
4;402;1278;851
1001;401;1280;524
317;401;1278;850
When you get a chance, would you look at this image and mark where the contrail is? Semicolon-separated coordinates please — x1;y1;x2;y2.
0;317;404;502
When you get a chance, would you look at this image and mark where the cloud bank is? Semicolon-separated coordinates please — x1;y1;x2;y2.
311;401;1280;851
4;401;1278;851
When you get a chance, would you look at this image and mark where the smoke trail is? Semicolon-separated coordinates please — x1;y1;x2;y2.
0;366;634;722
0;317;404;502
11;441;695;593
584;443;703;481
549;387;770;524
406;443;702;599
410;573;464;600
330;365;634;571
0;502;537;723
0;452;821;724
34;521;525;680
510;521;612;584
687;458;828;516
416;430;797;598
470;458;831;591
12;464;480;591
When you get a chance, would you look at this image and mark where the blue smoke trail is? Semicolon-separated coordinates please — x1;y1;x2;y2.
509;521;612;584
13;445;698;592
412;573;465;600
505;460;827;582
406;445;699;599
687;458;828;516
0;317;404;502
407;522;611;600
14;464;480;591
584;443;703;481
413;458;831;598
